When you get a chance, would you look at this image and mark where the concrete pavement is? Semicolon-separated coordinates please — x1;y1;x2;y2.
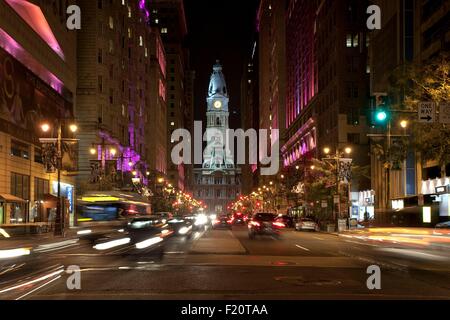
190;229;246;254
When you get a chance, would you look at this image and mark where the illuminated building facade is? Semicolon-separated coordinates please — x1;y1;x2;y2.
280;0;318;181
149;0;189;191
0;0;77;227
193;62;241;213
258;0;287;180
76;0;165;194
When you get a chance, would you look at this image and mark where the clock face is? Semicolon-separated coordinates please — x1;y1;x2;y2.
214;100;222;109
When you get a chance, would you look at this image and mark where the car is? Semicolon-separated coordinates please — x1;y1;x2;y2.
295;218;319;232
435;221;450;229
233;212;247;225
167;216;194;237
212;214;233;230
275;215;294;228
154;212;174;223
248;212;284;239
91;216;173;257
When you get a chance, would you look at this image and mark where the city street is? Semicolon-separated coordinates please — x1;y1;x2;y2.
1;225;449;300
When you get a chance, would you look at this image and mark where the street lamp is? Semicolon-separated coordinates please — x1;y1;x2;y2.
41;123;50;133
69;124;78;133
39;120;78;236
90;147;97;155
322;146;353;232
400;120;408;129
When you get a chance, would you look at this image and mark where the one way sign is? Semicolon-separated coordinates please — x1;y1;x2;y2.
418;102;436;123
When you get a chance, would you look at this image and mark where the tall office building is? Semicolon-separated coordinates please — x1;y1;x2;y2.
149;0;189;191
258;0;287;183
76;0;165;194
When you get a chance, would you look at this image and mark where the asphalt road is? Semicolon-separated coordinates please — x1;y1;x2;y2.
1;225;449;300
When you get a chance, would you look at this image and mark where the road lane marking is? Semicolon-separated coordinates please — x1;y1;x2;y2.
313;236;324;240
344;240;379;247
295;244;310;251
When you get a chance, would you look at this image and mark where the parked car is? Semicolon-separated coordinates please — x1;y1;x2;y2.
248;212;284;239
275;215;294;228
295;218;319;232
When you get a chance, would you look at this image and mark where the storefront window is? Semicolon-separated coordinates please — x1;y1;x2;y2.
10;173;30;200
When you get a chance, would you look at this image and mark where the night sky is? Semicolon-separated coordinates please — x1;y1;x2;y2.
184;0;260;126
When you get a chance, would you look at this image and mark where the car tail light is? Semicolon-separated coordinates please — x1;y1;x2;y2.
273;222;285;228
250;221;260;227
227;219;233;224
214;219;220;224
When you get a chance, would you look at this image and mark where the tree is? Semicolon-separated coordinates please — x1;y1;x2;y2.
390;53;450;176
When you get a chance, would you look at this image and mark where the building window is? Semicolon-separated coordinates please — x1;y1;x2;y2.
128;28;132;38
139;36;143;46
10;172;30;200
10;140;30;160
98;48;103;63
346;34;352;47
347;133;360;144
161;28;168;34
34;177;49;201
98;76;103;93
98;0;102;9
109;40;114;54
34;147;43;164
346;33;359;47
109;16;114;29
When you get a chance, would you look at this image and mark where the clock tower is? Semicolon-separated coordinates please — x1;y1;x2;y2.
194;61;241;214
203;60;234;170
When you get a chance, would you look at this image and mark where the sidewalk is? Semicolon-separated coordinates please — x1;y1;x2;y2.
190;229;246;255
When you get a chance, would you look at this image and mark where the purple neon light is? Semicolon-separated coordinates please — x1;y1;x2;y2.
0;28;64;94
5;0;65;60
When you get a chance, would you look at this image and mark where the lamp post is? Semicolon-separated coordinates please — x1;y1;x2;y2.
40;120;78;236
322;146;352;232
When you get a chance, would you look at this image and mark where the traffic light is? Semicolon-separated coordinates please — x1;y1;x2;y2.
370;94;390;126
375;110;388;122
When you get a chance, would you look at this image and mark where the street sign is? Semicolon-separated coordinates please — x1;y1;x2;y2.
321;200;328;208
418;102;436;123
439;103;450;124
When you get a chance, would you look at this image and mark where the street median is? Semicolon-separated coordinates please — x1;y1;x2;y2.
190;229;246;255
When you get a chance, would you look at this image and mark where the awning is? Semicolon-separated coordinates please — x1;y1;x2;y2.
0;194;27;203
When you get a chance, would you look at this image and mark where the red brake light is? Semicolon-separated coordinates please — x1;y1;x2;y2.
227;219;233;224
214;219;220;224
250;221;260;227
273;222;285;228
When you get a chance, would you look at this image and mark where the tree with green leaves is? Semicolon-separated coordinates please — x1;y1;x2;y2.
389;53;450;176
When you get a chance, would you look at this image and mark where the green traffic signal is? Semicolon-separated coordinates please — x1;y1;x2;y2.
376;110;388;122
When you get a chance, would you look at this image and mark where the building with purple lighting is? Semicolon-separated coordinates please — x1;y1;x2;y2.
76;0;166;195
0;0;77;227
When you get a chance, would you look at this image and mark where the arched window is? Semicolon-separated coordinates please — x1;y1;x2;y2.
216;117;221;126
